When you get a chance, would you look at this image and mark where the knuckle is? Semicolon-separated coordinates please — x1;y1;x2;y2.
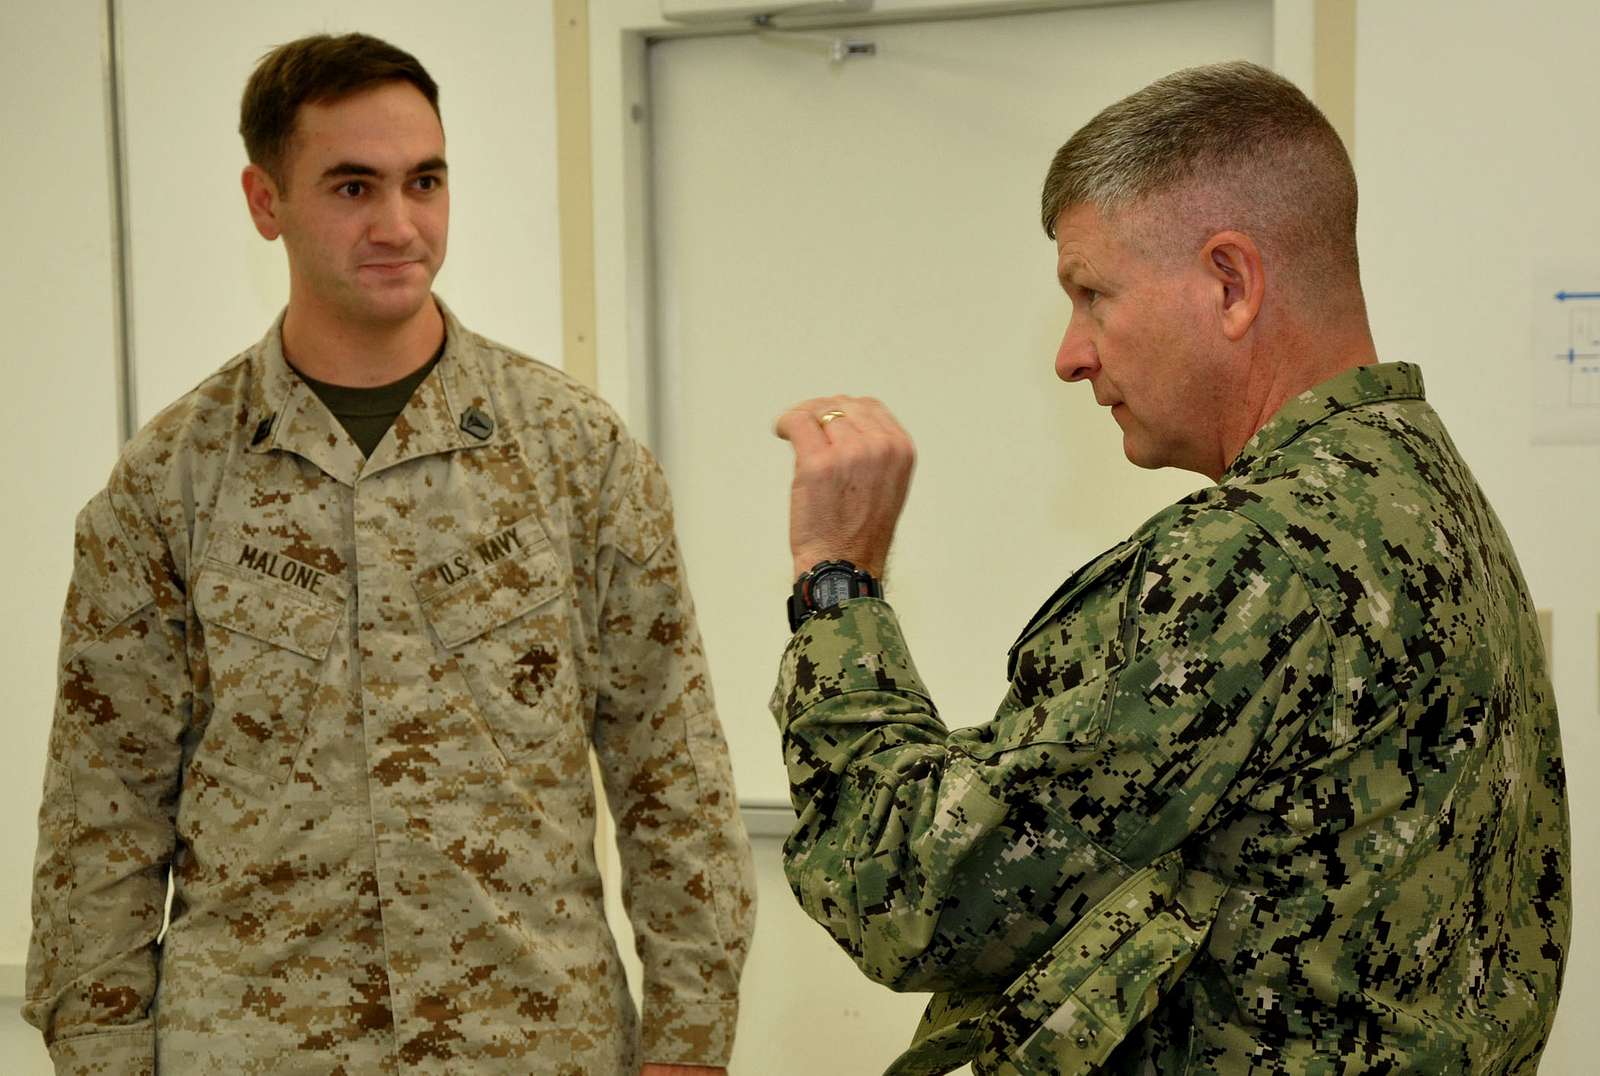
796;455;835;483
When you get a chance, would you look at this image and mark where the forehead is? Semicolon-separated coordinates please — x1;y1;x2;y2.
1054;203;1115;274
289;82;444;168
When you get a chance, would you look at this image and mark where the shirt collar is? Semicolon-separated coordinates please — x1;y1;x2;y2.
244;297;501;485
1223;362;1426;480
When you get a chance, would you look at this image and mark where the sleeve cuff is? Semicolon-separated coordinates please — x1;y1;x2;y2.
46;1026;154;1075
769;597;932;729
640;996;740;1066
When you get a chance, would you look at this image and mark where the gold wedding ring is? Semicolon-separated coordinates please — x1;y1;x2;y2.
818;409;847;426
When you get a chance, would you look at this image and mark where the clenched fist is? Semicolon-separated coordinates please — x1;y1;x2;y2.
774;395;916;581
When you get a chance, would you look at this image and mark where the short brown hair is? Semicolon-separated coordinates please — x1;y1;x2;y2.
240;32;440;185
1040;61;1359;298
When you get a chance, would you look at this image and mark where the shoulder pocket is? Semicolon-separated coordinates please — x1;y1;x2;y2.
976;850;1225;1073
60;490;157;659
610;442;672;566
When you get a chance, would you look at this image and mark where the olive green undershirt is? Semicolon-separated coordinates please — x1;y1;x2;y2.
294;339;446;458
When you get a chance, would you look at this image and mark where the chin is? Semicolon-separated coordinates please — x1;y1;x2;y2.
1121;434;1155;470
1122;436;1184;474
360;286;434;324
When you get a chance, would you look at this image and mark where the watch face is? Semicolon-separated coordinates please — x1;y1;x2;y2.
812;568;855;608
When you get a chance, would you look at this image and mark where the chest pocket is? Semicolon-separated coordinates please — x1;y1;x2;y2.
192;545;347;784
415;515;579;766
957;540;1147;758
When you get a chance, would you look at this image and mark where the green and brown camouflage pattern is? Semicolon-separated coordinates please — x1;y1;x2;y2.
771;363;1569;1074
27;301;756;1074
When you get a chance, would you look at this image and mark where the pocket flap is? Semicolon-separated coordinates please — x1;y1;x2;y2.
416;521;567;649
1007;539;1144;676
193;564;342;660
977;850;1226;1071
954;685;1112;759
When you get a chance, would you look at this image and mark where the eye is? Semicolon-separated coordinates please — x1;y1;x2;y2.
413;174;443;192
336;180;366;198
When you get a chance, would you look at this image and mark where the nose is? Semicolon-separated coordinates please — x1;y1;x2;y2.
1054;316;1099;383
368;190;418;248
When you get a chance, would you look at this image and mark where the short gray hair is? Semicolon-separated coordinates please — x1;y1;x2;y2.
1041;61;1359;294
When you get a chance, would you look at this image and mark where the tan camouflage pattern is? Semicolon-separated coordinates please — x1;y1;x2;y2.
771;363;1570;1074
26;300;755;1074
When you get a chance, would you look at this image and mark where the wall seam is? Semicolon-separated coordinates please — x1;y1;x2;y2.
554;0;599;391
103;0;137;443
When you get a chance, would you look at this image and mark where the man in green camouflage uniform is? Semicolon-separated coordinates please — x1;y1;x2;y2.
771;62;1569;1073
26;34;754;1075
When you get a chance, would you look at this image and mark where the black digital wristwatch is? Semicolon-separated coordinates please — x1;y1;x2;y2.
787;560;882;632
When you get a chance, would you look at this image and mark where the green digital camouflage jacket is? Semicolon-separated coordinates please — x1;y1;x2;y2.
27;302;755;1075
771;363;1569;1074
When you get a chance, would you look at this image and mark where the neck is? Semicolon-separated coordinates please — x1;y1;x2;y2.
281;293;445;387
1216;311;1379;478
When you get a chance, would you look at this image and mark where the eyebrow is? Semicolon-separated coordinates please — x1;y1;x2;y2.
319;156;449;182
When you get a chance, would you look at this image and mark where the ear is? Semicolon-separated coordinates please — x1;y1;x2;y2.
241;164;283;241
1202;230;1265;342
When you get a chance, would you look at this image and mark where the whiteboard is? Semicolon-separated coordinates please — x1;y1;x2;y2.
649;0;1274;806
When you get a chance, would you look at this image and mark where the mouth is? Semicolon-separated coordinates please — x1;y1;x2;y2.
360;260;421;276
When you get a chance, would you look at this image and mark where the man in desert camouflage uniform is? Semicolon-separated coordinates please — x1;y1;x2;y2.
26;33;754;1075
771;62;1569;1073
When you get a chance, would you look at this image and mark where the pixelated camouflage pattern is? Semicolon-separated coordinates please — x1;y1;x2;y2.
26;300;755;1074
771;363;1569;1074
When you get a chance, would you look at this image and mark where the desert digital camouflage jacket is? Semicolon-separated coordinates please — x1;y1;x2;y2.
27;302;755;1075
771;363;1570;1074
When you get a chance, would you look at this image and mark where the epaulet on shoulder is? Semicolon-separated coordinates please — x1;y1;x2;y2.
470;331;628;445
115;347;256;479
1137;488;1289;558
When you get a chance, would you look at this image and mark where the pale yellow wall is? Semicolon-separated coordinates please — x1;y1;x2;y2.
1;0;122;982
1355;3;1600;1067
1;0;123;1068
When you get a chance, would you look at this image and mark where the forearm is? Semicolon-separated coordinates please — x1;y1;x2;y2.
27;663;177;1061
604;712;751;1064
774;599;989;990
27;487;186;1064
